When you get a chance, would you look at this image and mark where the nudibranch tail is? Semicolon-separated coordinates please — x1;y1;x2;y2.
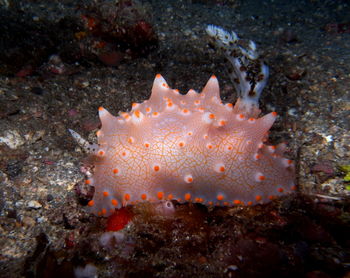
70;73;295;217
206;25;269;118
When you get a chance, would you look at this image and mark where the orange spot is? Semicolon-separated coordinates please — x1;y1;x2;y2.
144;143;150;148
208;201;213;206
87;200;94;207
98;150;105;156
162;82;169;88
211;75;216;79
219;120;227;126
239;114;244;119
217;195;224;201
287;160;293;165
277;187;284;193
85;179;91;185
156;73;161;78
141;193;147;200
146;107;151;113
268;195;275;200
152;112;159;117
178;142;185;147
113;168;119;174
209;113;215;119
167;102;173;107
122;152;126;156
223;201;229;206
153;165;160;172
227;103;233;108
255;195;262;202
291;185;297;191
134;110;141;118
157;192;164;200
167;194;173;200
271;111;277;117
132;103;138;108
174;89;180;93
258;175;266;181
111;199;118;206
233;200;241;205
103;191;109;197
248;118;256;123
206;144;213;149
121;112;130;120
98;106;104;111
128;137;134;143
184;193;191;201
187;132;193;136
96;130;101;137
185;175;193;183
255;154;261;160
194;100;200;105
247;201;253;206
101;208;107;215
124;194;130;201
219;166;225;172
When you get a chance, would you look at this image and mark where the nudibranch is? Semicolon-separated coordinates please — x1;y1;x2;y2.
70;26;295;216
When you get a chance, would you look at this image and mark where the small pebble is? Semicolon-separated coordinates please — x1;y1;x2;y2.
27;200;42;209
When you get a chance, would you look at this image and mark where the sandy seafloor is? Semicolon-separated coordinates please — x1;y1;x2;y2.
0;0;349;277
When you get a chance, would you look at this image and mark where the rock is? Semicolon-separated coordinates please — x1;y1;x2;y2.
0;130;25;149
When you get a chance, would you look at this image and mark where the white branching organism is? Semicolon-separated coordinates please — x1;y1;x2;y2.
206;25;269;116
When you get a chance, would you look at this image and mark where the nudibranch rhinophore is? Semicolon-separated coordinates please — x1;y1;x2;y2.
70;26;295;216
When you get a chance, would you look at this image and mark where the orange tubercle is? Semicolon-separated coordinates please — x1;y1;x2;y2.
124;194;130;201
103;191;109;197
153;165;160;172
184;193;191;201
217;194;224;201
157;192;164;200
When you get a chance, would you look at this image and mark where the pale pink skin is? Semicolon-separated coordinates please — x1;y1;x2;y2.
86;75;295;216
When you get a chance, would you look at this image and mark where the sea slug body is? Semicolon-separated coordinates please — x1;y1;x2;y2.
70;26;295;216
71;74;295;216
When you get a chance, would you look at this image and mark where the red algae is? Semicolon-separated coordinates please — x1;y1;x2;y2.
106;207;133;231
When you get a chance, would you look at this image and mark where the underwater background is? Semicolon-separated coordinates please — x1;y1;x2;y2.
0;0;349;277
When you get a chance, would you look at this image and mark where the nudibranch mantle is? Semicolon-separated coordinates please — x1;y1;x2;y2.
71;74;295;216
